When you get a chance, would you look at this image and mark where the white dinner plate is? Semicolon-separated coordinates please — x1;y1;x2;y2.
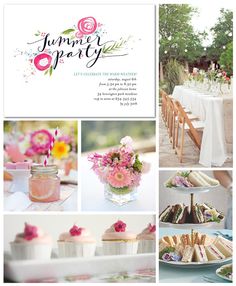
216;263;233;282
159;257;232;269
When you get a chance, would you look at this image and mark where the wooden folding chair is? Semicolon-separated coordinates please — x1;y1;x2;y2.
160;89;168;124
174;100;204;163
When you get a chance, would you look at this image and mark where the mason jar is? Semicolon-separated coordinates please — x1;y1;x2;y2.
29;165;60;202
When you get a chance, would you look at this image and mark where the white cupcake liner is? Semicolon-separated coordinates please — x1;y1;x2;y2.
102;240;138;255
10;242;52;260
138;239;156;253
58;241;96;258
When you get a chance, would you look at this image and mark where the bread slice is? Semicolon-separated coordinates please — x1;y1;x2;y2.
205;244;225;260
191;204;205;223
197;171;219;186
188;171;210;187
194;244;208;262
163;235;175;247
181;245;194;262
159;205;173;222
214;237;232;257
172;204;189;224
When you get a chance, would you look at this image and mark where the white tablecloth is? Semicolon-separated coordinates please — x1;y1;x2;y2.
172;85;232;167
81;153;156;211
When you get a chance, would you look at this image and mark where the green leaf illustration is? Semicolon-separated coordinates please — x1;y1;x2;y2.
49;66;53;76
102;38;129;54
44;69;49;75
61;28;75;35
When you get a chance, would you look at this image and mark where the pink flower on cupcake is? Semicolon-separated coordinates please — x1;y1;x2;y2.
114;220;126;232
148;224;156;233
24;223;38;241
69;225;83;236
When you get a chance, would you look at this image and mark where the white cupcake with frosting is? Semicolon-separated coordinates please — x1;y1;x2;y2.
58;225;96;258
137;223;156;253
102;220;138;255
10;223;52;260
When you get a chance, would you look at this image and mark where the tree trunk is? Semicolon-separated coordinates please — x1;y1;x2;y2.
160;61;164;82
185;61;189;72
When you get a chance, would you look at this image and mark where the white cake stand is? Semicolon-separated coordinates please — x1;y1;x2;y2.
5;169;31;193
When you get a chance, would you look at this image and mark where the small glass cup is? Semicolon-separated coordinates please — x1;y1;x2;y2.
104;184;138;205
29;165;60;202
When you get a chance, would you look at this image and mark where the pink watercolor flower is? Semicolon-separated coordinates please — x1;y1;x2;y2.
148;224;156;233
69;225;83;236
107;168;132;188
30;129;53;155
77;16;97;35
34;53;52;71
75;31;84;39
24;223;38;240
114;220;126;232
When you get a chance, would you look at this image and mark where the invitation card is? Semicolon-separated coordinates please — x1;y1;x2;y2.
4;4;155;117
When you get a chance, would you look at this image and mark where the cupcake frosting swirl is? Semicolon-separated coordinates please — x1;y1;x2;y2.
58;225;96;243
137;223;156;240
14;223;52;244
102;220;137;241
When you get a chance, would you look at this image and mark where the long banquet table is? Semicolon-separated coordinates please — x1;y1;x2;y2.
172;85;232;167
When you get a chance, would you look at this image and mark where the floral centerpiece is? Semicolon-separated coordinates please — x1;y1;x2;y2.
88;136;147;205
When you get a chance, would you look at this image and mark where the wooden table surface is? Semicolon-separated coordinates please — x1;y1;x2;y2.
4;181;77;212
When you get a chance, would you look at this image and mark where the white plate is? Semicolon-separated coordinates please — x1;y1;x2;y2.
4;252;155;282
159;221;220;229
216;263;233;282
159;257;232;269
164;184;220;194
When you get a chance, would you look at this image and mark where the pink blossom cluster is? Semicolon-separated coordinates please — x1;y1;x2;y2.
88;136;143;189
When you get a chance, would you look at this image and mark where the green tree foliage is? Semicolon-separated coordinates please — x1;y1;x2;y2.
219;42;233;75
81;121;155;152
208;9;233;60
159;4;204;64
164;59;185;94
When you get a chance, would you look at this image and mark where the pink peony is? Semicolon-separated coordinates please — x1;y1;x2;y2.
107;168;132;188
69;225;83;236
24;223;38;240
30;129;53;155
77;16;97;35
120;136;133;153
114;220;126;232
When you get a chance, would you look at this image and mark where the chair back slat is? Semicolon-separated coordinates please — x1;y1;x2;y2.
174;100;201;149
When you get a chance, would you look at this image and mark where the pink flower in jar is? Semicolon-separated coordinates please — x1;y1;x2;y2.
77;16;97;36
34;53;52;71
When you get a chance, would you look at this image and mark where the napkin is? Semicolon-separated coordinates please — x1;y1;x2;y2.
5;192;31;211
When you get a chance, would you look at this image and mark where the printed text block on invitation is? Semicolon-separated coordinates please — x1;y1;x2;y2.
4;5;155;117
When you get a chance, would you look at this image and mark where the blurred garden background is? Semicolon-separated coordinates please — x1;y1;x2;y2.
4;121;77;175
159;4;233;94
81;121;155;153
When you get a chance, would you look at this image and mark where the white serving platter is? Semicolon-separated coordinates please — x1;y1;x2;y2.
159;221;220;229
159;257;232;269
4;252;155;282
216;263;233;282
164;184;220;194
